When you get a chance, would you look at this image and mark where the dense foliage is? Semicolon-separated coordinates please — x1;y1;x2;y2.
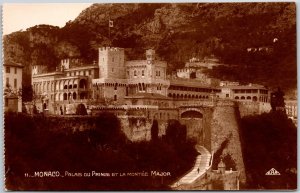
240;111;297;189
3;3;296;97
5;112;197;190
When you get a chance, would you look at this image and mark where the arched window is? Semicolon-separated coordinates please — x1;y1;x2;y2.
235;96;239;100
253;96;258;101
241;96;245;100
73;92;77;100
63;93;67;100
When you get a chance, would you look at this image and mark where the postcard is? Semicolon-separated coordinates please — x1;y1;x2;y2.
3;2;297;190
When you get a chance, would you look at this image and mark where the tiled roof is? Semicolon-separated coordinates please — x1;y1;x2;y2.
4;61;24;68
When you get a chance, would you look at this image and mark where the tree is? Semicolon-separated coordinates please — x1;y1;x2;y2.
54;41;81;59
22;85;33;102
270;87;285;111
165;120;187;145
76;104;87;115
151;119;159;141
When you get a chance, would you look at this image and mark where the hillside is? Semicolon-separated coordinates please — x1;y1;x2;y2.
3;3;296;97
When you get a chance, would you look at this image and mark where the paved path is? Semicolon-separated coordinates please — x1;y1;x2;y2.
171;145;211;188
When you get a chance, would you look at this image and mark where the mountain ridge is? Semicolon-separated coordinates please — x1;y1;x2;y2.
3;2;296;97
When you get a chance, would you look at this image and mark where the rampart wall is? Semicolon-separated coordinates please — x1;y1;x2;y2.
210;100;246;183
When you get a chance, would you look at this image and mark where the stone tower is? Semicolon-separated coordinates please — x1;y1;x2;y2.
146;49;155;78
98;47;125;79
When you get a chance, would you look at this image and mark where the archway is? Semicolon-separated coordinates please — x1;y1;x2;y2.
181;110;203;119
79;79;87;89
253;96;258;101
180;109;205;145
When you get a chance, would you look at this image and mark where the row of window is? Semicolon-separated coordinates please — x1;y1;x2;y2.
67;70;92;77
127;70;162;77
169;85;219;93
234;95;268;102
130;70;145;77
101;57;121;63
233;89;268;94
6;78;18;89
168;93;210;99
6;67;18;74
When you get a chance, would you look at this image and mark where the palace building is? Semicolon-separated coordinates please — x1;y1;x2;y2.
4;61;23;112
31;47;270;115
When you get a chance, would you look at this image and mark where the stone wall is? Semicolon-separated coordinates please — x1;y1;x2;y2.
210;100;246;183
238;101;271;117
119;117;168;141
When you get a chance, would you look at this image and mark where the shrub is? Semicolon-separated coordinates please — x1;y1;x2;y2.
76;103;87;115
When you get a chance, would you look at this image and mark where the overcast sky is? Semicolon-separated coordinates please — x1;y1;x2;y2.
3;3;92;35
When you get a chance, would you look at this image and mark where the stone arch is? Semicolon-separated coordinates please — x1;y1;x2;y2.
73;79;78;89
55;93;59;101
247;96;251;100
59;81;63;90
181;110;203;119
241;96;245;100
235;96;239;100
59;93;63;101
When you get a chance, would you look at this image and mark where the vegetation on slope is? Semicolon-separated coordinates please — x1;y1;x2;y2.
240;111;297;189
5;112;197;190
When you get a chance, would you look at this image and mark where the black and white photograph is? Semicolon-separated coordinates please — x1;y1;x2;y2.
3;2;297;190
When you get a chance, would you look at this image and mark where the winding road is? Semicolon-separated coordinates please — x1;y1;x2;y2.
171;145;211;188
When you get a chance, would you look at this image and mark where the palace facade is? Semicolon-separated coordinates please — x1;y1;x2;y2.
31;47;270;115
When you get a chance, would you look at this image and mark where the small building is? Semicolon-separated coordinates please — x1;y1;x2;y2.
219;83;269;103
4;61;23;112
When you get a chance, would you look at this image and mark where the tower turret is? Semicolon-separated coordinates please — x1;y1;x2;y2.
98;47;125;79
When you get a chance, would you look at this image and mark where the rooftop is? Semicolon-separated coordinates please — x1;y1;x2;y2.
4;61;24;68
125;93;169;100
222;84;267;90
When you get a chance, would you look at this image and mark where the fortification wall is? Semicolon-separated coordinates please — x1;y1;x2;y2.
238;101;271;117
210;100;246;183
120;117;167;141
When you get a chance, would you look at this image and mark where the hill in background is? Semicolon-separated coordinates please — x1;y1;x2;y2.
3;3;296;98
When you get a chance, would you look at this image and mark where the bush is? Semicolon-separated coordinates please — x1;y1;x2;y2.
76;103;87;115
151;119;159;141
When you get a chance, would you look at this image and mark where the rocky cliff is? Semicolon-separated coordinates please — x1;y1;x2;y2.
3;3;296;97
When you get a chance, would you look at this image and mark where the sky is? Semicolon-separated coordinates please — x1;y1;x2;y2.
3;3;92;35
